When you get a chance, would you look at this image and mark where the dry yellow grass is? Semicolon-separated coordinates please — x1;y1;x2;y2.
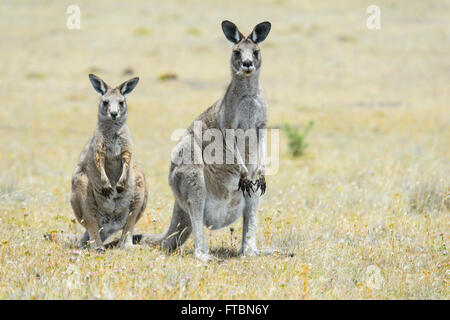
0;0;448;299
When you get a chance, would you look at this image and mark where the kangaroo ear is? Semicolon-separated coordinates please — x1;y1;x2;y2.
250;21;271;44
221;20;243;44
119;77;139;96
89;74;108;96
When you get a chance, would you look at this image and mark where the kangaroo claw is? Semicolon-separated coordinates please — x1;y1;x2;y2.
255;175;266;195
238;178;254;197
116;184;125;193
101;185;113;198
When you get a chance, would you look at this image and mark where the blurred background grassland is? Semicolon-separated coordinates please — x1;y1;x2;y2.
0;0;448;299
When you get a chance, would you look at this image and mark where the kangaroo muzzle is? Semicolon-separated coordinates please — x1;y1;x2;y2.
110;111;118;120
242;60;255;74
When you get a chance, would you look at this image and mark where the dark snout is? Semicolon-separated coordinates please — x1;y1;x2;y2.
242;59;255;74
110;111;118;120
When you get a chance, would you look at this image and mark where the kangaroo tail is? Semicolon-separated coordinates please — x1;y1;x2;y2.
132;232;166;245
121;202;192;251
103;232;166;249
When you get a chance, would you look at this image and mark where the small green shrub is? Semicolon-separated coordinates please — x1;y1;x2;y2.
283;121;314;157
133;27;150;36
186;27;201;35
26;72;45;80
158;72;178;81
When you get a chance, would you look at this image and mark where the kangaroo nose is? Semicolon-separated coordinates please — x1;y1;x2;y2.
110;112;118;119
243;60;253;68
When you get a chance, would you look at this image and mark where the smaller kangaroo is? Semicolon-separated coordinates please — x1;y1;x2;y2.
70;74;148;252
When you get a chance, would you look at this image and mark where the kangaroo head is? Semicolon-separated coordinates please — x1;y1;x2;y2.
221;20;271;77
88;74;139;124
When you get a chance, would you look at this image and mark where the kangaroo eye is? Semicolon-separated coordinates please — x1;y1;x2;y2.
233;50;241;57
119;101;124;108
253;50;259;57
102;100;109;107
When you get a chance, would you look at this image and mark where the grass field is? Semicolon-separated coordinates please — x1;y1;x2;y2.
0;0;448;299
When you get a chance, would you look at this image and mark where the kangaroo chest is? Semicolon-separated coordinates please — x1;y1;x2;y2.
104;138;123;183
228;96;266;130
105;139;122;160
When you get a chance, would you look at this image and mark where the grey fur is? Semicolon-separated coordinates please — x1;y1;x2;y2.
134;21;271;261
70;74;148;251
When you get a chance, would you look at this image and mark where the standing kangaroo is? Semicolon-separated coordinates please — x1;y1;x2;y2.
70;74;148;252
132;21;271;261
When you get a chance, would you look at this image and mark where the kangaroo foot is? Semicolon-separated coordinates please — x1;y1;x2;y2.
95;246;106;254
194;251;214;262
239;246;259;257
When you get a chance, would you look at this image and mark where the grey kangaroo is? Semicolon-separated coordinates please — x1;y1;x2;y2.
70;74;148;252
129;21;271;261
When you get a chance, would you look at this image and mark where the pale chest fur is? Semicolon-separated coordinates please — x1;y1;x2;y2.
105;138;122;159
104;136;126;184
223;95;267;130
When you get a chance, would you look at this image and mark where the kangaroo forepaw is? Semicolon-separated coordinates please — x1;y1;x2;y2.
101;185;114;198
238;178;254;197
255;175;266;196
116;184;125;193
